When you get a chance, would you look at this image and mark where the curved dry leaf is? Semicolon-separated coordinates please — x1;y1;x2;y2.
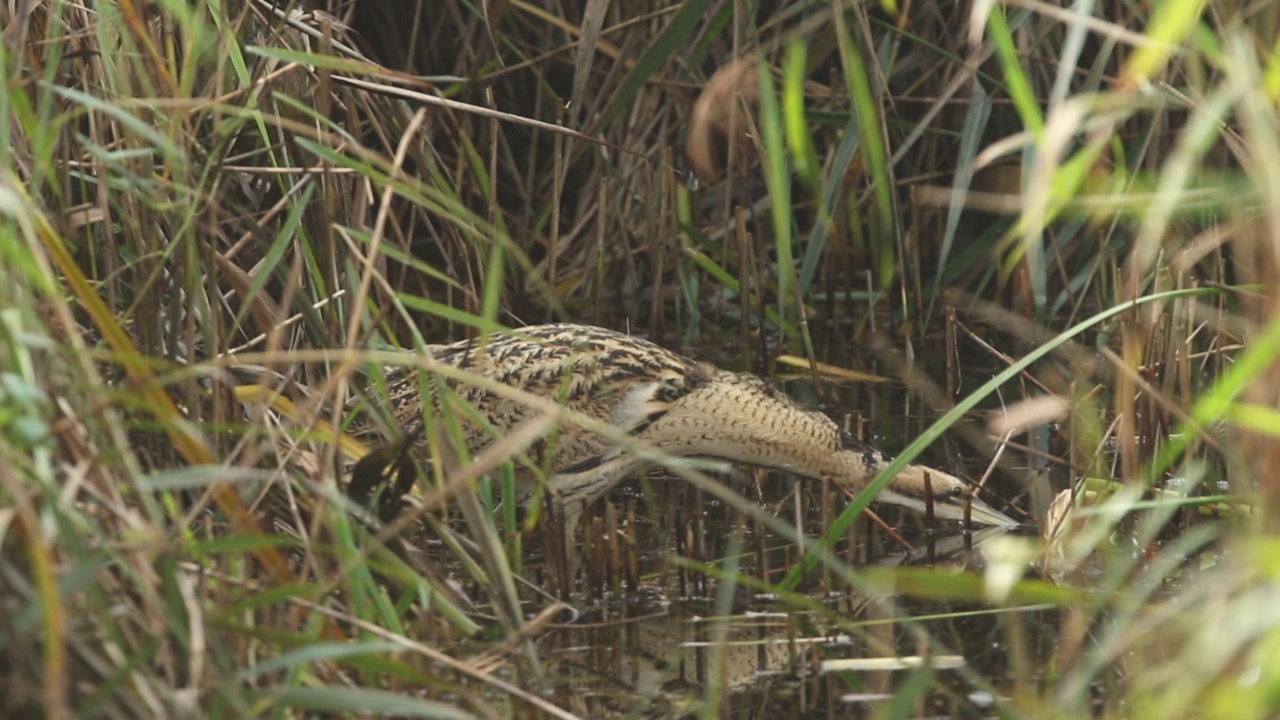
987;394;1070;436
1044;487;1075;541
688;55;759;179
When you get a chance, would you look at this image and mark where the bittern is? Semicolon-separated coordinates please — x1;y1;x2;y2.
358;324;1017;528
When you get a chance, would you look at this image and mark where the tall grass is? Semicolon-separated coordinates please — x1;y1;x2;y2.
2;0;1279;717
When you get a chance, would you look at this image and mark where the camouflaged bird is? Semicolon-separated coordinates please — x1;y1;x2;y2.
359;324;1016;528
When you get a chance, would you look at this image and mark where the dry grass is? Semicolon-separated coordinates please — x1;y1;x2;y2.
3;0;1280;717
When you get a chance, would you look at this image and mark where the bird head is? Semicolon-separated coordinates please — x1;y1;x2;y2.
876;465;1019;527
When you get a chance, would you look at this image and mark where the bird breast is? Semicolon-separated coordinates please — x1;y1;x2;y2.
634;371;865;482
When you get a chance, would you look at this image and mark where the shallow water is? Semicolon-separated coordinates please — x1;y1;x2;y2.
511;463;1043;717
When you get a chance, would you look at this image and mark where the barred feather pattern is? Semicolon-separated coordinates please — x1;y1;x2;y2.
365;324;1016;528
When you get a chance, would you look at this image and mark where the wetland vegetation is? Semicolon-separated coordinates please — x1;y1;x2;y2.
1;0;1277;717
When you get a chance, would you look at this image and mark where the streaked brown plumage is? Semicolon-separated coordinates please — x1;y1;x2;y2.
366;324;1016;528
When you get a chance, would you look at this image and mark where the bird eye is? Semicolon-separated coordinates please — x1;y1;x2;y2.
950;485;965;498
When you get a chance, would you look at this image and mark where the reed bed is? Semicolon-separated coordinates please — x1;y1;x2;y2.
2;0;1278;717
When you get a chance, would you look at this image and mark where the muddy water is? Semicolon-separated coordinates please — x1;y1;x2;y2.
522;476;1032;717
538;543;1028;717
